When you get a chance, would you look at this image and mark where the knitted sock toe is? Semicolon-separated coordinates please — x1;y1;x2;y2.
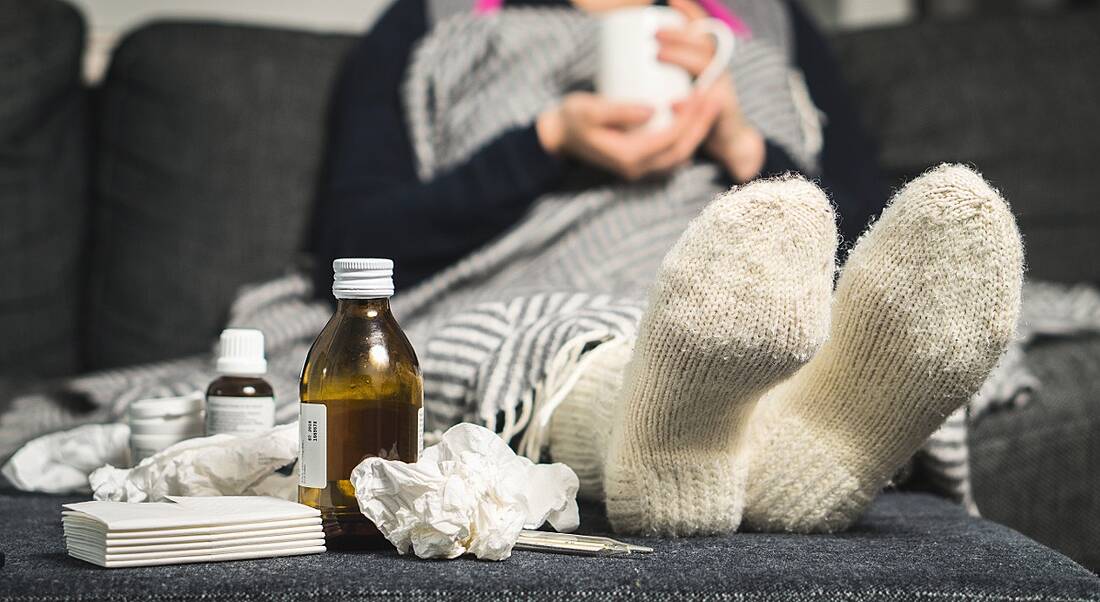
743;164;1024;533
604;176;837;536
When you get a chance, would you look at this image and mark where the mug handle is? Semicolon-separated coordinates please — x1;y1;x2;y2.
691;18;735;91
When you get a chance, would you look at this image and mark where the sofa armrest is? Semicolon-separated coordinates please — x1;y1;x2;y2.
970;334;1100;572
0;0;87;378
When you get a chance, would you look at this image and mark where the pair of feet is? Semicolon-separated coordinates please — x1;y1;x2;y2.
550;164;1024;535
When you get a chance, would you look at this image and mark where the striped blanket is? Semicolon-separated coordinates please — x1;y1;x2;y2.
6;7;1099;508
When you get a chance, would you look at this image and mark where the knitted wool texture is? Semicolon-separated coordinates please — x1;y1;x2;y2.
601;177;837;536
548;338;631;501
741;164;1024;532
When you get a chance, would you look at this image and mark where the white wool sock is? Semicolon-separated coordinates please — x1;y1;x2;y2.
602;177;837;536
547;338;632;501
742;164;1024;533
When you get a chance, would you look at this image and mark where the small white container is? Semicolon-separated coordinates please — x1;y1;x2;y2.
128;392;205;465
128;416;205;436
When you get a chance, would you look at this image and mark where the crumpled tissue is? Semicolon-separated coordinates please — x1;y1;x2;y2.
351;423;580;561
1;423;131;493
89;424;299;502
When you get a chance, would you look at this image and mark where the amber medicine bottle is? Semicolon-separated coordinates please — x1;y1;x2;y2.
299;258;423;549
205;329;275;436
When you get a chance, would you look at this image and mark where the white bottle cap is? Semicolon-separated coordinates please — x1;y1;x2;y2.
216;328;267;376
332;258;395;299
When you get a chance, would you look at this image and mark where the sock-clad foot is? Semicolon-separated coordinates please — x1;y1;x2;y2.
548;338;631;502
602;176;837;536
743;164;1024;533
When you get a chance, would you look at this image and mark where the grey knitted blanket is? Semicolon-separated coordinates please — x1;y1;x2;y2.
3;7;1091;510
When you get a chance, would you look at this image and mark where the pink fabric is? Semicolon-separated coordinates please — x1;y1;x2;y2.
474;0;503;13
694;0;751;38
474;0;752;37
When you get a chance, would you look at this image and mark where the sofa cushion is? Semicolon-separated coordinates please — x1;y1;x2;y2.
0;0;87;377
86;22;354;369
971;334;1100;573
832;10;1100;283
1;492;1098;600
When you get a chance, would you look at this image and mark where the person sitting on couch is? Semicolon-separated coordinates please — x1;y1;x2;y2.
311;0;887;293
309;0;1024;536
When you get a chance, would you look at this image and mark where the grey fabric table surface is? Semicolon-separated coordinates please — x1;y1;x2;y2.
1;492;1098;601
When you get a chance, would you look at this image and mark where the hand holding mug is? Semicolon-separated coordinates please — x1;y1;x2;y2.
597;4;733;131
537;92;722;181
658;0;764;182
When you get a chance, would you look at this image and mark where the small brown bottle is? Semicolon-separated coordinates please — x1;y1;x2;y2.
298;258;423;549
206;329;275;436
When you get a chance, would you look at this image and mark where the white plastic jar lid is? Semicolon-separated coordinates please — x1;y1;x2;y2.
128;392;205;420
129;415;205;436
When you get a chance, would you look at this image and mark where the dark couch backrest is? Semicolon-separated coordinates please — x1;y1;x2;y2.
832;9;1100;284
85;21;354;369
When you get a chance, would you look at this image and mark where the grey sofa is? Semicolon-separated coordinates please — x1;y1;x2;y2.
0;0;1098;598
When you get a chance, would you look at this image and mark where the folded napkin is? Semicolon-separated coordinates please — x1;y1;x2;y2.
62;496;325;568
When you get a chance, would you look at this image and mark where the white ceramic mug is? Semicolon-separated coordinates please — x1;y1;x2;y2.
597;6;735;130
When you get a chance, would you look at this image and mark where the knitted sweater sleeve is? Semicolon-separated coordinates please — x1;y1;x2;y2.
310;0;564;294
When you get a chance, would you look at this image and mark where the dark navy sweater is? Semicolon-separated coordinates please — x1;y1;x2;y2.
311;0;886;295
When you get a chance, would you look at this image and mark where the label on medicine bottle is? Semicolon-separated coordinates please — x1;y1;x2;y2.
299;403;327;488
418;406;424;455
206;396;274;435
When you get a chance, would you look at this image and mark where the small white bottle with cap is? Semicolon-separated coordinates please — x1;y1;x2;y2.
205;328;276;436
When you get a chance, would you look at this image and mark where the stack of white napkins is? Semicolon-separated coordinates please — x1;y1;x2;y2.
62;496;325;568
